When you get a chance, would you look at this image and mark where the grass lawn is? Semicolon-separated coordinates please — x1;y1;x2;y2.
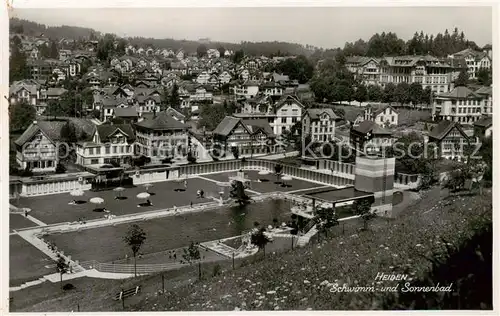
200;170;323;194
397;108;432;126
44;199;293;263
10;214;38;231
12;177;227;225
10;235;54;287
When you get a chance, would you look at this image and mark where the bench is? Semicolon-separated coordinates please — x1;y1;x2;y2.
113;286;141;301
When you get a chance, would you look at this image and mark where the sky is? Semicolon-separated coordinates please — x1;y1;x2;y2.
12;7;493;49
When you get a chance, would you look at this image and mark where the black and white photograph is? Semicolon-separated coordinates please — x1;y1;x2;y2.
1;2;496;313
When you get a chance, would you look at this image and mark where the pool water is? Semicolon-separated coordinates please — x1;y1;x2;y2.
45;199;293;263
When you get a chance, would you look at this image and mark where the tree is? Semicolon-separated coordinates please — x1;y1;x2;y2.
198;103;227;131
383;83;397;103
123;224;147;277
394;82;410;106
454;70;469;87
409;82;424;107
353;198;375;230
354;84;368;103
45;100;66;120
367;84;384;102
310;58;358;103
250;228;272;258
116;39;127;55
197;44;208;58
55;255;69;290
231;146;239;159
169;84;181;109
314;207;339;239
49;41;59;59
476;68;492;86
9;102;36;132
60;121;78;143
217;45;225;57
232;49;245;64
422;86;433;105
9;44;29;82
229;180;250;205
275;55;314;84
181;242;201;265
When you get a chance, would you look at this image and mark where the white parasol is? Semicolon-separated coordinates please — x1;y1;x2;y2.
281;175;293;181
89;197;104;205
258;170;270;175
137;192;151;199
143;183;153;191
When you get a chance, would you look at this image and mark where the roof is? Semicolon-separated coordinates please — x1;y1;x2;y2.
428;120;469;141
135;111;188;130
474;86;492;96
352;120;392;135
14;120;66;146
272;73;290;82
367;103;398;116
436;86;481;99
114;107;139;118
166;107;186;120
46;88;67;97
213;116;242;136
241;119;274;137
473;116;492;129
96;124;135;141
305;108;339;120
274;95;304;111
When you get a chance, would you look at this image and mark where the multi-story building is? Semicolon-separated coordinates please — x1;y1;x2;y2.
272;95;305;135
234;80;260;99
14;120;64;172
345;55;465;94
427;120;470;161
213;116;275;157
9;81;39;106
134;112;190;161
75;124;135;166
474;86;493;115
432;86;487;124
448;48;492;79
302;108;339;142
234;94;304;136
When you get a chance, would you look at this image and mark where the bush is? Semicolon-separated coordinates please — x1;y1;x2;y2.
62;283;75;291
55;163;66;174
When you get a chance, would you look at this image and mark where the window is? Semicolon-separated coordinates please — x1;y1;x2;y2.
105;146;110;154
91;159;99;164
89;148;94;155
120;146;124;153
96;147;101;155
113;146;117;154
47;160;53;167
391;116;395;122
281;118;286;123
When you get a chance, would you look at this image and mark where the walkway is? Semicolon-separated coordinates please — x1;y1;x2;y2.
259;151;299;160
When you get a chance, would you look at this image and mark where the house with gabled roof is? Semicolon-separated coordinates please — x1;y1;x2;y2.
75;123;136;166
473;116;492;139
213;116;275;157
9;81;39;106
302;108;340;142
134;111;190;161
427;120;470;161
363;104;399;127
273;95;305;135
14;120;66;172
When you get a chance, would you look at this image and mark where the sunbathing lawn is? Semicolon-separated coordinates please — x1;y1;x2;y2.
10;235;54;287
12;178;230;225
44;199;293;263
200;170;323;194
10;214;38;232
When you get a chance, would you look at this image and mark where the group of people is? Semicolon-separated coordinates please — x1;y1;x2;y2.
77;217;87;224
196;190;205;198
